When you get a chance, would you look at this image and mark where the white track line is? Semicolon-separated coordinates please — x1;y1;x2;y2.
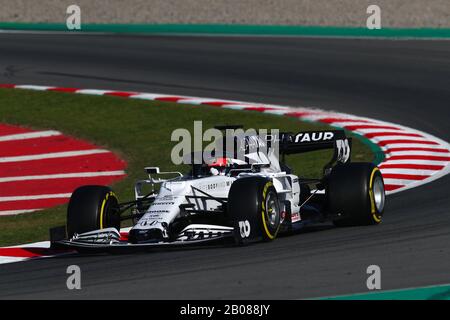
0;209;42;216
383;178;428;186
0;130;61;141
9;241;51;248
370;136;429;143
386;150;450;156
350;128;407;134
0;193;72;202
0;170;126;183
14;85;55;91
0;149;109;163
223;104;258;110
132;93;185;100
382;159;449;166
380;168;438;175
0;257;29;264
381;143;446;149
75;89;110;95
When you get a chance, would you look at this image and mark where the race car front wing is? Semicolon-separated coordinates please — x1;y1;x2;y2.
50;224;237;253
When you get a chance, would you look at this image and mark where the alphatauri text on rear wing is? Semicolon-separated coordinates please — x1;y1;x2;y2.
279;130;352;173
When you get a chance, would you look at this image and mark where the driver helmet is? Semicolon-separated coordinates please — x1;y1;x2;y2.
208;157;246;175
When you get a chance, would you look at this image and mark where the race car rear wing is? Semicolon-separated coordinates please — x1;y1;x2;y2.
279;130;352;168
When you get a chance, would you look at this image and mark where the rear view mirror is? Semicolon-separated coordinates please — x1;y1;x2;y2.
145;167;160;174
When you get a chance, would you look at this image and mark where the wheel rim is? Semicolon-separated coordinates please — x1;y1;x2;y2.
266;191;279;228
102;196;120;230
373;176;385;212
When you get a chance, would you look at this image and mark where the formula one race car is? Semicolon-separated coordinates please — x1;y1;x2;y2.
50;126;386;252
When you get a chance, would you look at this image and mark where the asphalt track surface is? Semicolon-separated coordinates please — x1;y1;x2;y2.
0;33;449;299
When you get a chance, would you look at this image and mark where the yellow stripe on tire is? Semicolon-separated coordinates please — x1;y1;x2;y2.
99;193;109;230
99;191;117;230
369;168;382;223
261;181;280;240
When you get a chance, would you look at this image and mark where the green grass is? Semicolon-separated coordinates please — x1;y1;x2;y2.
0;88;374;246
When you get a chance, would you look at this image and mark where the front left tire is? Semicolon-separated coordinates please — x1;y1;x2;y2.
67;185;121;238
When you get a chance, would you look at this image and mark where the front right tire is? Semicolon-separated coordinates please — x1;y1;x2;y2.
228;177;281;243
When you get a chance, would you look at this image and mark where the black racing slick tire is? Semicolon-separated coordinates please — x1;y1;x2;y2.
66;185;120;238
328;163;385;226
228;177;281;243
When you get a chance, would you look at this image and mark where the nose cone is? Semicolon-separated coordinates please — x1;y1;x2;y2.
128;228;164;243
164;181;187;194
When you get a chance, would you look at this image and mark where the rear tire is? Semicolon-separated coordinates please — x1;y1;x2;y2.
228;177;281;243
67;185;120;238
328;163;385;226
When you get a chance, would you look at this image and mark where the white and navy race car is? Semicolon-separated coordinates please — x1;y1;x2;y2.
50;126;386;252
